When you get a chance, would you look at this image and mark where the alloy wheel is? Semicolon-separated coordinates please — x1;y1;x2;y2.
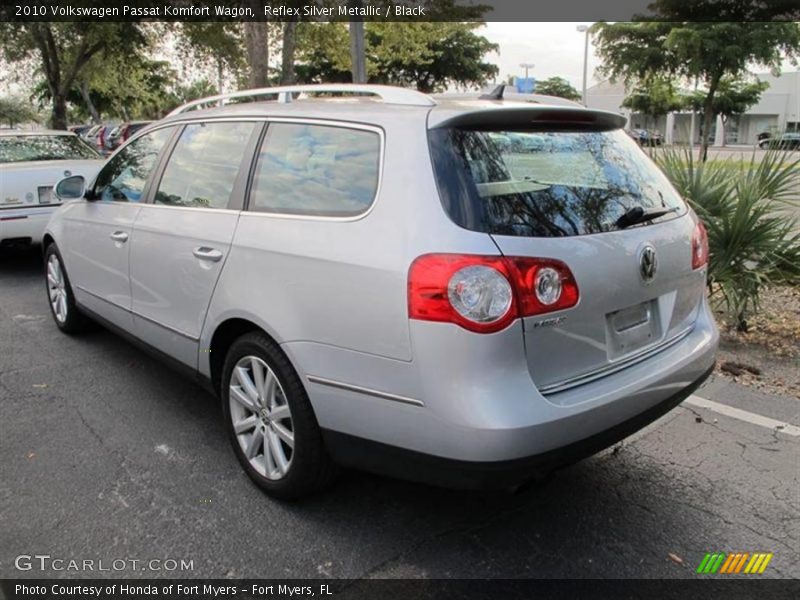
47;254;68;323
228;355;294;480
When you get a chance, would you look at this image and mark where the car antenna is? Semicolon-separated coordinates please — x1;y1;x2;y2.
479;84;505;100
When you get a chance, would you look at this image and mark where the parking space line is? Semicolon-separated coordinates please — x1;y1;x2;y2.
685;394;800;436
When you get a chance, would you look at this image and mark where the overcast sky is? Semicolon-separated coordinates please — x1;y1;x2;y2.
483;22;602;89
4;22;796;99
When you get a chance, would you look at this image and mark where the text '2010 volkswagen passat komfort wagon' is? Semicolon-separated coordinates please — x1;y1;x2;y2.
44;85;718;498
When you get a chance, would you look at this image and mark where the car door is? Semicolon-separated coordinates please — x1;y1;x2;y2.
129;120;261;368
61;127;175;330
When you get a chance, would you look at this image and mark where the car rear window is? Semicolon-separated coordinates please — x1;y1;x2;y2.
429;128;685;237
0;135;100;164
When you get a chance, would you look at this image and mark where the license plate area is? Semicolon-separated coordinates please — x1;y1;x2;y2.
606;299;661;360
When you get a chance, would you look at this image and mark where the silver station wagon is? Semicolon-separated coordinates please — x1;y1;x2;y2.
45;84;718;498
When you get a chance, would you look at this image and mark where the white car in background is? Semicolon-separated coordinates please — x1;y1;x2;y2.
0;130;102;248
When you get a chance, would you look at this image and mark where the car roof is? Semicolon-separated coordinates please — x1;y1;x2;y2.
159;96;626;133
157;84;626;132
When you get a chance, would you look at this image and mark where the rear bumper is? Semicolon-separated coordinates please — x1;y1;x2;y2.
322;362;714;489
301;296;718;485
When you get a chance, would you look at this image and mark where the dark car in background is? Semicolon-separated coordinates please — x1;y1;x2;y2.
626;129;663;146
759;132;800;150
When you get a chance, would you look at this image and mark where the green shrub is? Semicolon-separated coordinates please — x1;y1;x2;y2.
655;148;800;331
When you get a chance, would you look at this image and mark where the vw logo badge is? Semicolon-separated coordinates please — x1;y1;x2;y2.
639;245;657;283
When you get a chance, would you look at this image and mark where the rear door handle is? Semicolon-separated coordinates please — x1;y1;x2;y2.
109;231;129;243
192;246;224;262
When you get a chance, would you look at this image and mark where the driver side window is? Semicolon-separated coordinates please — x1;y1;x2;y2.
92;127;173;203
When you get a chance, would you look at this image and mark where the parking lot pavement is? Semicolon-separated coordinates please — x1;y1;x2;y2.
1;248;798;580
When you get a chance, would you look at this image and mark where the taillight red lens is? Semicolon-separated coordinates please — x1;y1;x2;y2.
408;254;516;333
505;257;580;317
692;221;709;269
408;254;579;334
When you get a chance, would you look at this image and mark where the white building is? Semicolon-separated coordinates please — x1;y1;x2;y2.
586;71;800;145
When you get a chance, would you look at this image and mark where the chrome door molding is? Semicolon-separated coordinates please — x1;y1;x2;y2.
306;375;424;408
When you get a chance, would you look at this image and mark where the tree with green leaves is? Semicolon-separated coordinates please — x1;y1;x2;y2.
621;77;682;130
177;23;245;93
0;23;147;129
534;77;581;101
682;76;769;145
295;22;497;92
593;13;800;160
0;97;39;127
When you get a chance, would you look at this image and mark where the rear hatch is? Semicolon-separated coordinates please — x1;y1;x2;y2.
428;106;706;394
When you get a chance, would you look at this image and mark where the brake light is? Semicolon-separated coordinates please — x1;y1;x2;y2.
408;254;579;334
692;221;709;269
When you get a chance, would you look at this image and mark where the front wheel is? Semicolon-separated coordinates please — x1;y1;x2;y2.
221;332;336;499
44;244;90;334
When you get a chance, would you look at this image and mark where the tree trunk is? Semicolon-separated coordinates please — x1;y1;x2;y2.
244;21;269;88
79;80;101;124
349;1;367;84
50;93;68;130
699;75;721;163
280;21;298;84
700;103;714;162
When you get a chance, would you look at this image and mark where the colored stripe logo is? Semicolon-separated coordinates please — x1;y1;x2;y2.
697;552;773;574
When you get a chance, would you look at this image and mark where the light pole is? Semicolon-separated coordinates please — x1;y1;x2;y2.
519;62;535;88
576;25;590;106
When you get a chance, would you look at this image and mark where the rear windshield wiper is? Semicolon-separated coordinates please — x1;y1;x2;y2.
615;206;679;230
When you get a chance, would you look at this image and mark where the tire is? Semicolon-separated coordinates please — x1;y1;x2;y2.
221;331;336;499
44;243;90;334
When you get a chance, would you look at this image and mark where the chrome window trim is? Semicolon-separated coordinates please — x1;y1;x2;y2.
122;116;386;223
134;202;240;216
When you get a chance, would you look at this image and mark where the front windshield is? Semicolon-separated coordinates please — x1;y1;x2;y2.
0;135;100;164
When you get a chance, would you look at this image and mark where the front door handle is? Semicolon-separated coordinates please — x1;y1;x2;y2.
109;231;129;243
192;246;223;262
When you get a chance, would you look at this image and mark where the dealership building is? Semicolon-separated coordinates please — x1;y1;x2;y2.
585;70;800;146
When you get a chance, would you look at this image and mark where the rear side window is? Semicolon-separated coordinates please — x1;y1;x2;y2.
155;121;256;209
249;123;380;217
429;129;686;237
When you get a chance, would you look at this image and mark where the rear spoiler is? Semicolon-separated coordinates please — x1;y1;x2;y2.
428;106;627;132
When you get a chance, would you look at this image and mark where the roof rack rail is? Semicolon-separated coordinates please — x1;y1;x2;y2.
168;84;437;116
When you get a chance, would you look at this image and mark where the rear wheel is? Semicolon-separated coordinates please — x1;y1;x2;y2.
44;244;90;334
221;332;336;499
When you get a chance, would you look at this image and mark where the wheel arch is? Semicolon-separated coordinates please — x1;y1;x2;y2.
42;232;55;252
207;316;298;396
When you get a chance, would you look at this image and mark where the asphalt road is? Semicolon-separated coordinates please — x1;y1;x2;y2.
1;248;798;581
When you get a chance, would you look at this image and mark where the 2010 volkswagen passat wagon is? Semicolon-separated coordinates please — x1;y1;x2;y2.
44;84;718;499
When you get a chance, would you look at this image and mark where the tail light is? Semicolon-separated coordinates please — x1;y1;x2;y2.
408;254;579;334
692;221;709;269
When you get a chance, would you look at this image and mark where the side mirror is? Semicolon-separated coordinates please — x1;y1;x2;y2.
54;175;87;201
